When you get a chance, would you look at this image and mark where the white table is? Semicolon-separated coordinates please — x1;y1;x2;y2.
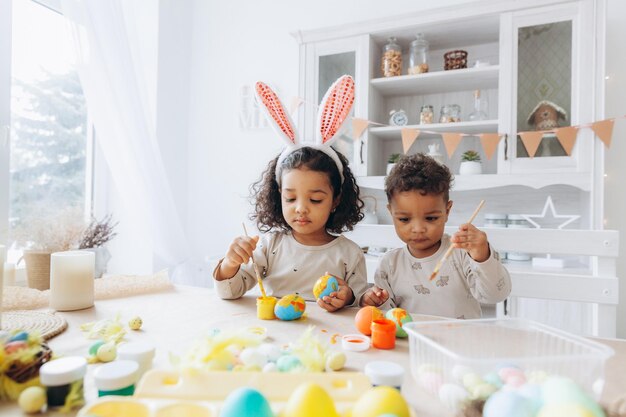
1;285;625;416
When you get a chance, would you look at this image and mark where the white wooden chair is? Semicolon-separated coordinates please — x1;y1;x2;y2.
346;225;619;337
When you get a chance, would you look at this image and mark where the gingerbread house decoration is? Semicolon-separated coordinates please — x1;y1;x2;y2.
526;100;568;131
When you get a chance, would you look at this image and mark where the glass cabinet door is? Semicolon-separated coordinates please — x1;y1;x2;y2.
300;35;368;176
516;20;572;158
500;1;595;174
318;51;356;165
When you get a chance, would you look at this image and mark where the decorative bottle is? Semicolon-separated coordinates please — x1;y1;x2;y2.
468;90;488;121
381;37;402;77
408;33;429;74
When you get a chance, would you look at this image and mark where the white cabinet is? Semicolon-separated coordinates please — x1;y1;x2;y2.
294;0;615;337
295;0;604;195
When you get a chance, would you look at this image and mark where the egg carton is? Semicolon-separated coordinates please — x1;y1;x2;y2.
78;369;418;417
403;318;613;407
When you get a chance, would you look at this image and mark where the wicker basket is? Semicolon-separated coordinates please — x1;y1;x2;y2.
444;50;468;70
22;250;52;290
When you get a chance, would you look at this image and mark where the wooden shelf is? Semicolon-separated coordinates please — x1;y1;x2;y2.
370;65;499;96
357;172;592;191
368;120;499;140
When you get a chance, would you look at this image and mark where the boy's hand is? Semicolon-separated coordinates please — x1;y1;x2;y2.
360;286;389;307
317;276;354;312
217;235;259;280
451;223;490;262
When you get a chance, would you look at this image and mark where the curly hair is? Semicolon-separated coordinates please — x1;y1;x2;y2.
250;147;364;234
385;153;453;202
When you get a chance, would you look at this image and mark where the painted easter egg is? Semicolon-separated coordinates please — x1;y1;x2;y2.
354;306;384;336
483;390;536;417
313;275;339;300
385;308;413;338
220;387;275;417
537;404;595;417
350;386;411;417
282;383;341;417
274;294;306;321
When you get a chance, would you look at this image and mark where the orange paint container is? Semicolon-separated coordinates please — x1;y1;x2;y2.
371;318;396;349
256;296;277;320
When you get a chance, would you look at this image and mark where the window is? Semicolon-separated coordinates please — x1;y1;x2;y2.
0;0;92;262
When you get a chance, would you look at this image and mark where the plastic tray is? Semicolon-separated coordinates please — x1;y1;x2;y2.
403;318;613;399
77;369;416;417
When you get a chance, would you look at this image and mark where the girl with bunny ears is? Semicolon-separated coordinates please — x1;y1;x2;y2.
214;75;369;312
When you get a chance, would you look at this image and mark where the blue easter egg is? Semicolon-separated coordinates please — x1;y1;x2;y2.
483;390;535;417
9;331;28;342
274;294;306;321
220;387;275;417
276;355;302;372
313;275;339;299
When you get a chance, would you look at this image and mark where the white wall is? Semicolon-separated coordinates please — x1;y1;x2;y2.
182;0;626;336
186;0;469;262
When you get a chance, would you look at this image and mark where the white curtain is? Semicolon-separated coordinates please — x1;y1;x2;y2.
60;0;190;270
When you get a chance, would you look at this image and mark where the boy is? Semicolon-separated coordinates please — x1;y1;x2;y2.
360;153;511;319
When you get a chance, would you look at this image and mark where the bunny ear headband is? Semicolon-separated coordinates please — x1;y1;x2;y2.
254;75;355;184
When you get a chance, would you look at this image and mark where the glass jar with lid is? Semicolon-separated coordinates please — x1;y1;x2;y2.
419;105;434;124
408;33;429;75
484;213;508;228
381;37;402;77
439;104;461;123
507;215;531;261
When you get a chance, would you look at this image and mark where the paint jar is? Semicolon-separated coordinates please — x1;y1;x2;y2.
371;318;396;349
94;360;139;397
39;356;87;408
117;341;155;378
256;296;277;320
364;360;405;390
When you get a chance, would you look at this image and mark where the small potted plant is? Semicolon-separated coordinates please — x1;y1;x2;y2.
79;214;118;278
387;153;401;175
459;150;482;175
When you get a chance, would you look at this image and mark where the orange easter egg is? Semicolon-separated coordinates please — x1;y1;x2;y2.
355;306;384;336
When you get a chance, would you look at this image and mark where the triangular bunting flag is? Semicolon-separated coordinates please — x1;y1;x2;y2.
351;118;370;141
289;97;305;115
555;126;579;155
591;119;615;148
479;133;501;160
441;133;463;158
518;131;544;158
401;128;420;153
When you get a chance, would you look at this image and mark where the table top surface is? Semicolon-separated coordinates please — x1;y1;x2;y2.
1;285;625;416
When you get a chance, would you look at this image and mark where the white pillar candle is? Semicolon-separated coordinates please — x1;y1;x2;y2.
0;245;5;328
50;251;95;311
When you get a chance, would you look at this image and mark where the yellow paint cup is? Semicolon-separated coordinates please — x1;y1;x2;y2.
256;296;277;320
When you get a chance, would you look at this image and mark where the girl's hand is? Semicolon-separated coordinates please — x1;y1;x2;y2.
217;235;259;280
317;276;354;312
451;223;490;262
360;286;389;307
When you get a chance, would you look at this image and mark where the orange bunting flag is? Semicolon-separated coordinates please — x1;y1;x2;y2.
289;97;305;115
479;133;501;160
352;118;370;141
555;126;579;155
441;133;463;158
401;128;420;153
591;119;615;148
518;131;544;158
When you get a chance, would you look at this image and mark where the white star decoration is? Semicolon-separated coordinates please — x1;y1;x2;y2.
521;196;580;229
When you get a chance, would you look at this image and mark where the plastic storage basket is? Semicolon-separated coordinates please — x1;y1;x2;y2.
404;318;613;401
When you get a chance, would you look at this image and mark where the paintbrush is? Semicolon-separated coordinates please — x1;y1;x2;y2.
429;199;485;281
242;223;267;298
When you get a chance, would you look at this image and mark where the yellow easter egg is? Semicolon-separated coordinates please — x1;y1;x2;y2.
282;383;341;417
349;386;411;417
537;404;595;417
128;316;143;330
